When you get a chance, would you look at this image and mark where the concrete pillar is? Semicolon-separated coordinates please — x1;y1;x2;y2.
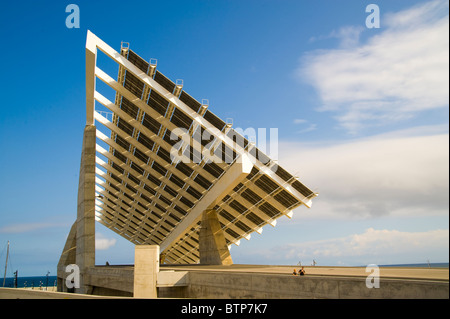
134;245;160;298
75;125;96;294
199;209;233;265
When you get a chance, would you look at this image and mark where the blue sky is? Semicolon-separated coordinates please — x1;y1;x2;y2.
0;0;448;276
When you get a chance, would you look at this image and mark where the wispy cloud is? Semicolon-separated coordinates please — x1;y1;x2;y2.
298;0;449;134
96;233;117;250
309;25;365;48
279;126;449;220
297;123;317;134
293;118;307;124
268;228;449;265
293;118;317;133
0;222;67;234
0;223;117;252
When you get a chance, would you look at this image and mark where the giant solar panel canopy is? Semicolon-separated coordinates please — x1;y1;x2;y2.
86;31;317;264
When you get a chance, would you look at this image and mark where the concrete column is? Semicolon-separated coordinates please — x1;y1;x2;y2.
75;125;96;294
134;245;160;298
199;209;233;265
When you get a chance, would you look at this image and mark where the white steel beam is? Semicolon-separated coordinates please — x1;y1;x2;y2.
160;153;253;252
85;30;97;125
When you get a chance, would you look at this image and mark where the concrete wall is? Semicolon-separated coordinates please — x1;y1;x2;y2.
56;266;448;299
160;271;449;299
86;266;134;295
0;288;125;299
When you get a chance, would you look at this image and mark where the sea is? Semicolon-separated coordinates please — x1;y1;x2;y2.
2;276;58;288
377;262;449;268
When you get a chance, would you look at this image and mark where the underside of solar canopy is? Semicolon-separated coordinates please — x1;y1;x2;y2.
87;31;317;264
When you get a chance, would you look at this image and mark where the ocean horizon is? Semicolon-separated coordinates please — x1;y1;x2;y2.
377;262;449;268
2;275;57;289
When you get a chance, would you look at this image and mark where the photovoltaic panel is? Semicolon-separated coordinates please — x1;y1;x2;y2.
127;50;149;73
148;90;168;116
292;180;315;198
91;41;317;265
274;190;298;209
170;108;193;130
154;70;176;93
142;113;161;135
204;110;226;131
121;97;139;119
123;71;145;99
241;188;262;205
179;91;201;112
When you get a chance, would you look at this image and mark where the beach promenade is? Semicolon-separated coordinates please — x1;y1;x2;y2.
1;265;448;299
160;264;449;281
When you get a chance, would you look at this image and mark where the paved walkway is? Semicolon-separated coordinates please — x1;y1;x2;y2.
161;264;449;281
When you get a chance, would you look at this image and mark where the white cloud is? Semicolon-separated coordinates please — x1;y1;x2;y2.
298;0;449;133
310;25;365;49
278;127;449;220
293;119;317;133
332;26;365;48
96;233;117;250
297;123;317;134
0;222;67;234
270;228;449;265
293;118;307;124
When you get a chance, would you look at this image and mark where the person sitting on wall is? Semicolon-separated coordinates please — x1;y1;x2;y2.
299;266;306;276
292;269;297;275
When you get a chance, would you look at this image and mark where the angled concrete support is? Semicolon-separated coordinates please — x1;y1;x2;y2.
75;125;96;294
199;209;233;265
160;154;254;254
57;222;77;292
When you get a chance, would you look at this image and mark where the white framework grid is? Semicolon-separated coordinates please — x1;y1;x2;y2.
86;31;317;264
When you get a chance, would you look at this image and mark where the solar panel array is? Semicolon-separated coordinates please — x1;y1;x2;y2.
93;44;316;264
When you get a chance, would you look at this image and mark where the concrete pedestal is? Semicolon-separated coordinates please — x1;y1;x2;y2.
133;245;160;298
199;209;233;265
